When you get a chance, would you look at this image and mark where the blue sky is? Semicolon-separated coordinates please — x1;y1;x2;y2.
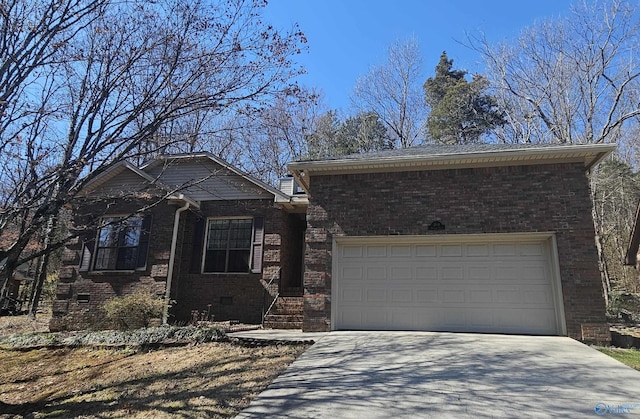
263;0;574;112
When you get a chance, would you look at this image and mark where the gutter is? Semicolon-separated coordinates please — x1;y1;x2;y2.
162;199;190;325
288;143;617;173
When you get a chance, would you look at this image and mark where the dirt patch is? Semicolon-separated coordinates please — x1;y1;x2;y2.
0;342;308;418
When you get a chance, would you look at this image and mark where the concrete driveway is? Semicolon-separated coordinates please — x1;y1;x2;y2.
237;332;640;418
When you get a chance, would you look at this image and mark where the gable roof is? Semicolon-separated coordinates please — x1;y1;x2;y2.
141;152;291;203
81;161;167;194
80;161;200;208
288;143;616;191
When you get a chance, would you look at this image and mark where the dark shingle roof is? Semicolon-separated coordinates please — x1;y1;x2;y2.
300;142;578;162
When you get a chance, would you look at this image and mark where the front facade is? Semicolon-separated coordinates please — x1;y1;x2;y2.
53;144;613;343
51;154;306;330
289;143;615;342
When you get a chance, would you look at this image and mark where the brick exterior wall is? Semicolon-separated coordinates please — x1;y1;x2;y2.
51;197;301;330
51;198;176;331
303;163;609;342
170;199;293;325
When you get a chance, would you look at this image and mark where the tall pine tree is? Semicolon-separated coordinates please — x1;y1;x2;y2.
424;52;504;144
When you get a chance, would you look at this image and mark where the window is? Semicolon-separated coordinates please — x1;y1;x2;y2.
203;218;254;273
93;216;149;270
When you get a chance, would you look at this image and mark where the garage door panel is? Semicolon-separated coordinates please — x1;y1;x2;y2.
366;245;387;257
366;289;387;302
390;245;412;257
342;266;363;280
522;287;554;305
493;243;517;256
441;244;463;257
442;266;464;280
496;288;521;303
416;289;438;303
468;267;491;280
468;289;493;303
416;267;438;280
468;310;494;328
335;238;561;335
341;288;363;303
416;245;437;257
366;266;387;280
519;243;545;256
389;311;413;328
441;310;466;328
342;246;363;258
466;243;490;257
390;266;412;280
390;289;413;303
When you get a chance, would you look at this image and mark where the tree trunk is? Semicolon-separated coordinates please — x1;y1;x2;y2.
28;215;57;319
27;256;43;314
590;175;611;308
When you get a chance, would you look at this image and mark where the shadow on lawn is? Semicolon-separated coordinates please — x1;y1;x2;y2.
0;343;307;419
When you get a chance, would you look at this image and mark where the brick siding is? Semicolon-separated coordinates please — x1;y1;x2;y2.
171;200;288;324
51;197;301;330
303;163;608;341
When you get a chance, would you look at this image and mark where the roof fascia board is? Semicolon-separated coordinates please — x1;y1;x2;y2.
288;144;617;174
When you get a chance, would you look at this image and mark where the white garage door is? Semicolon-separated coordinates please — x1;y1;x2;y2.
334;235;563;335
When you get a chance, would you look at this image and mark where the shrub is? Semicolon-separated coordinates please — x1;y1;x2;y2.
101;291;165;330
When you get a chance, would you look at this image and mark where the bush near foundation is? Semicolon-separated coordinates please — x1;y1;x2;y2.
102;291;164;330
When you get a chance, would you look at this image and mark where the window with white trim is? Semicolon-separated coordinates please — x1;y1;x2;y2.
203;218;254;273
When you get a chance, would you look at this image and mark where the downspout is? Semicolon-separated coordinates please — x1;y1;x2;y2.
163;200;190;325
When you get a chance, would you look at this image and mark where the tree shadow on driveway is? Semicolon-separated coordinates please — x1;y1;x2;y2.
238;332;640;418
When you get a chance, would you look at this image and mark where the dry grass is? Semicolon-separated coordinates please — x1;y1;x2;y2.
0;314;309;418
0;312;51;336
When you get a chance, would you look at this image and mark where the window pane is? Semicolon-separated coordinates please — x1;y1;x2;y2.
94;216;144;271
202;218;253;273
204;250;226;272
98;224;119;247
95;248;116;270
116;247;138;270
229;219;252;249
228;250;250;272
121;217;142;246
206;219;229;250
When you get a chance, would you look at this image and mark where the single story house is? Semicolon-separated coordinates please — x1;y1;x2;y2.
53;143;614;343
51;153;307;330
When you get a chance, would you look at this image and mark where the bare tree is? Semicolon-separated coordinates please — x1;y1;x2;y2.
472;0;640;305
352;37;426;148
0;0;109;138
591;159;640;304
473;0;640;146
0;0;307;303
237;88;322;185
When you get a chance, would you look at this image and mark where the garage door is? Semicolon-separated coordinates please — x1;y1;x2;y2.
334;235;563;335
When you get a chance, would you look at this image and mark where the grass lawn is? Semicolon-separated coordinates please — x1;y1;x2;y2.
597;347;640;371
0;313;309;418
